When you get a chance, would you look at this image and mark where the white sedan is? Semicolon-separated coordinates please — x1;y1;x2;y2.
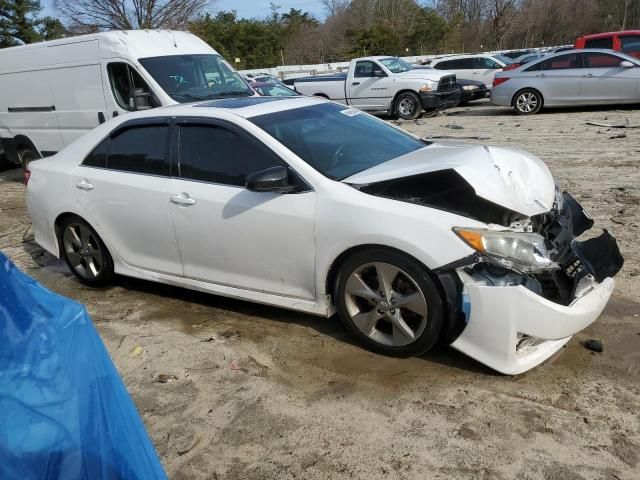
26;97;623;374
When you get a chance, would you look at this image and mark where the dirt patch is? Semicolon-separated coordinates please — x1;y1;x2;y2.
2;101;639;479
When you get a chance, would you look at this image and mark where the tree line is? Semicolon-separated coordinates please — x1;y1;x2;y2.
2;0;639;68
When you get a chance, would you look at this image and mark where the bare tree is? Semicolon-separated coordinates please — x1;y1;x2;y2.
54;0;212;30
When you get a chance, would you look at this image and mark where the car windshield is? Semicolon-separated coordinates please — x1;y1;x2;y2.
139;54;253;102
493;54;513;65
379;57;414;73
250;102;426;180
254;84;298;97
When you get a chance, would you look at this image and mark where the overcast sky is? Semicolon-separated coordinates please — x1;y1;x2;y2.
42;0;328;21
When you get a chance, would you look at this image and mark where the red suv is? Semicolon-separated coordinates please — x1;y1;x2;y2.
575;31;640;58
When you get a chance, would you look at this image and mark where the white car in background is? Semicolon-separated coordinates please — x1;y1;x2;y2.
430;54;512;88
25;97;623;374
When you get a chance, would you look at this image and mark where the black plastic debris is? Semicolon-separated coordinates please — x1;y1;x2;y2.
584;339;603;353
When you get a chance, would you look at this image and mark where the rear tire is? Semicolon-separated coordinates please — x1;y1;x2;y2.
334;248;444;357
58;216;115;287
395;92;422;120
513;88;543;115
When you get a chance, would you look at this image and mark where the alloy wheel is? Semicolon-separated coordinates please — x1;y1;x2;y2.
343;262;429;347
516;92;538;113
398;98;416;117
62;223;105;280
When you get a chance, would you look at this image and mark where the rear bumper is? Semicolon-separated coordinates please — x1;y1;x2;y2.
490;88;512;107
451;277;614;375
420;88;461;110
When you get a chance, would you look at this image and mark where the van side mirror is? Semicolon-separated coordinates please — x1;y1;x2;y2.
130;88;151;110
373;69;386;77
620;60;634;68
246;166;296;193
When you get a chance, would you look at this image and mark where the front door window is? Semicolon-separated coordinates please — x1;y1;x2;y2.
107;63;158;111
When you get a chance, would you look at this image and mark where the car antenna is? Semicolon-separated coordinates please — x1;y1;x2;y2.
170;30;177;48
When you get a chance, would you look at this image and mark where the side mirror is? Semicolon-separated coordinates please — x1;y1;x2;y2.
246;166;295;193
130;88;151;110
620;60;634;68
373;69;386;77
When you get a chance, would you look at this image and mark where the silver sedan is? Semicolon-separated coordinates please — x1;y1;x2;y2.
491;49;640;114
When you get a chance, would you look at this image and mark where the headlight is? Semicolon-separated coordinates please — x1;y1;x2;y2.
462;85;478;91
453;227;559;273
419;82;436;93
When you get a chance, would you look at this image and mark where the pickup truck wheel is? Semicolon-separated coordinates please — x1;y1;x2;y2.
395;92;422;120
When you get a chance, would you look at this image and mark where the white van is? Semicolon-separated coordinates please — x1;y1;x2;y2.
0;30;254;168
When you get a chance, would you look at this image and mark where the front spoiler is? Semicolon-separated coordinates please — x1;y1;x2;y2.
451;277;615;375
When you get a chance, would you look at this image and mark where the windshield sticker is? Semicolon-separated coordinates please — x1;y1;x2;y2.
340;108;360;117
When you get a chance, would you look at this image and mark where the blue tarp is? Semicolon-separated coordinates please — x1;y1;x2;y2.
0;252;167;480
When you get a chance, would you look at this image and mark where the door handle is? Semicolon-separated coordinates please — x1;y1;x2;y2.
536;73;546;78
98;112;105;124
582;73;594;78
75;180;94;191
351;82;360;86
170;194;196;206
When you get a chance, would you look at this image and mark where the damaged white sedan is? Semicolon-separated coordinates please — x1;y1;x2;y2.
26;97;623;374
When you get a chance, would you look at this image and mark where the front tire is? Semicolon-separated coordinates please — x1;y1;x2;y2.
513;88;543;115
395;92;422;120
58;217;114;287
334;249;444;357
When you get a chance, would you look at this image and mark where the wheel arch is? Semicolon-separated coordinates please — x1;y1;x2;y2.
13;134;41;156
54;212;106;256
325;243;464;344
312;93;329;99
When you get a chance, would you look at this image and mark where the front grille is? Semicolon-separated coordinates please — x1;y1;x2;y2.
438;75;456;91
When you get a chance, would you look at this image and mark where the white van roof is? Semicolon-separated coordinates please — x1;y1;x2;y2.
0;30;216;70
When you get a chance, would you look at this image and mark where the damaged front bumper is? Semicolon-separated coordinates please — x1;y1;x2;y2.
445;193;624;374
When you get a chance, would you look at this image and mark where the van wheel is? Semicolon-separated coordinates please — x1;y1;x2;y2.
334;248;443;357
58;216;115;287
513;89;543;115
18;147;38;171
395;92;422;120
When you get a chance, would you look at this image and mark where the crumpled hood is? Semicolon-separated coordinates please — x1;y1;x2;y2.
342;143;555;217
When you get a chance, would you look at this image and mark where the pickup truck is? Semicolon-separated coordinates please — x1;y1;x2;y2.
293;56;460;119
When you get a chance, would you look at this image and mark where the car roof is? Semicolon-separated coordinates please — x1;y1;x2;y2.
506;48;639;71
432;53;494;61
578;30;640;40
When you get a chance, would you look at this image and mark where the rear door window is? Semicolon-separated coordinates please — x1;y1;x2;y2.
533;53;581;71
177;124;282;186
582;52;624;68
584;37;614;49
106;125;169;175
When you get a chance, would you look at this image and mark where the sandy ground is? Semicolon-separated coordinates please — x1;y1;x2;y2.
1;101;639;479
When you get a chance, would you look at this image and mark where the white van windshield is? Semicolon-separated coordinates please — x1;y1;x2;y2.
139;54;253;102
